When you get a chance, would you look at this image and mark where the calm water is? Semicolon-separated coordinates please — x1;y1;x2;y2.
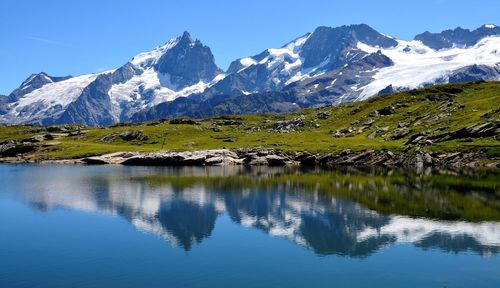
0;164;499;288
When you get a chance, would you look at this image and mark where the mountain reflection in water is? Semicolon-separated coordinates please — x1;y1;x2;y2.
7;164;500;257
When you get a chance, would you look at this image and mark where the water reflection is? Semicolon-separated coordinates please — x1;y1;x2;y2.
7;165;500;257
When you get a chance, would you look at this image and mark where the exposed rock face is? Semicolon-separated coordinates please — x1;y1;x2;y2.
154;32;222;89
121;150;243;166
414;25;500;50
447;65;500;83
54;74;116;126
0;95;8;115
431;121;499;141
0;141;36;157
300;24;397;69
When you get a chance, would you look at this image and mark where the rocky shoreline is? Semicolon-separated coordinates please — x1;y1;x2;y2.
1;148;498;171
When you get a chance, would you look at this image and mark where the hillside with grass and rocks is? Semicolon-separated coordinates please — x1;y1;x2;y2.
0;81;499;170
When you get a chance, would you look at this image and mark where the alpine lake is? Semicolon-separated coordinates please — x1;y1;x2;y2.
0;164;499;288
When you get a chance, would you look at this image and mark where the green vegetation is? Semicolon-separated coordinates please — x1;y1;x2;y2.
0;81;499;161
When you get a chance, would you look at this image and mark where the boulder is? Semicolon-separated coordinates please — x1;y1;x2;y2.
426;93;455;101
294;152;317;166
0;142;36;157
389;128;411;140
82;157;109;165
265;154;288;166
272;116;305;133
377;106;395;116
405;132;426;145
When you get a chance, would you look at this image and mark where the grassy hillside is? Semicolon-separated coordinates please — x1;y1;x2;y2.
0;81;499;161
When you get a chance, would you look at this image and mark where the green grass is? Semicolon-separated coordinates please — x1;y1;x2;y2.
1;81;499;160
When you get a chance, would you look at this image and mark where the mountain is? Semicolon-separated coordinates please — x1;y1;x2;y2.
414;24;500;50
1;31;224;125
1;24;499;126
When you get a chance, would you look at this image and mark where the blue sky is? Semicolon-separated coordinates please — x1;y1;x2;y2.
1;0;498;95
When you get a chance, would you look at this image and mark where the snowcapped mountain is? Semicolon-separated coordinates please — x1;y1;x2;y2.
1;24;499;125
1;31;225;125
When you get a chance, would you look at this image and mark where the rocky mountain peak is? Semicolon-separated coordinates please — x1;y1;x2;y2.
300;24;398;69
152;32;222;89
180;31;193;41
414;24;500;50
9;72;72;102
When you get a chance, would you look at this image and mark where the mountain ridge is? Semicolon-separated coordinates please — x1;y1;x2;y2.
1;23;499;126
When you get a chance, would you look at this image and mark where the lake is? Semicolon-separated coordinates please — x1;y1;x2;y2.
0;164;499;288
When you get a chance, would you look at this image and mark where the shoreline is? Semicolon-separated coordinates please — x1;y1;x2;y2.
1;148;499;171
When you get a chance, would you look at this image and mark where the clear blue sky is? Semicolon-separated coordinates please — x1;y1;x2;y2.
1;0;498;95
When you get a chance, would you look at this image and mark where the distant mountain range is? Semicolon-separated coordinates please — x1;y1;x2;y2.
1;24;499;126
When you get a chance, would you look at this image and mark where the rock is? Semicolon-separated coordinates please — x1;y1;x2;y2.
318;154;336;165
43;134;58;140
339;149;352;157
422;140;434;145
205;155;243;165
424;112;450;123
363;119;375;126
82;156;109;165
367;131;378;139
332;130;344;138
389;128;411;140
423;153;433;165
119;130;148;141
377;106;395;116
217;119;243;126
246;127;260;133
183;155;207;165
432;121;499;141
294;152;317;166
426;93;455;101
46;126;69;133
169;118;199;125
101;130;148;143
404;132;426;145
367;126;390;139
22;135;46;143
0;141;36;157
68;130;87;137
272;116;305;133
316;111;331;119
248;157;269;166
265;154;288;166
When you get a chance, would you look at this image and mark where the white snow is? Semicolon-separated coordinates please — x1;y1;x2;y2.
131;37;180;68
108;68;225;120
236;33;310;77
8;74;99;121
484;24;497;29
239;57;257;67
356;36;500;100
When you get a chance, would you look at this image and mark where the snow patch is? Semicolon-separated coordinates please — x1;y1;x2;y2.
8;74;99;121
131;37;180;68
356;36;500;100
